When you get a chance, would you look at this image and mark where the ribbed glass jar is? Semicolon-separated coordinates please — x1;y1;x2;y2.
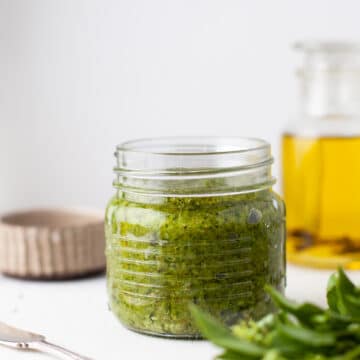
105;137;286;338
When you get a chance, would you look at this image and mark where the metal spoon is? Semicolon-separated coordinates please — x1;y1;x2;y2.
0;321;93;360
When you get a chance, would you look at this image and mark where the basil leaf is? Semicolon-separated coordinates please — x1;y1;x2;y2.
269;329;309;356
325;311;354;329
190;305;265;357
332;345;360;360
265;285;324;325
338;268;356;293
216;350;252;360
336;269;360;318
327;272;340;313
276;322;335;348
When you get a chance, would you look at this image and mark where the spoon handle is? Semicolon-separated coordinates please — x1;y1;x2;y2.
39;340;93;360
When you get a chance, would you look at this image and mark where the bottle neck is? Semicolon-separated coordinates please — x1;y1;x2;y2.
295;42;360;118
299;69;360;118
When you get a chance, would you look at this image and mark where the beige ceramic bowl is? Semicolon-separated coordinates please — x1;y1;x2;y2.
0;208;105;279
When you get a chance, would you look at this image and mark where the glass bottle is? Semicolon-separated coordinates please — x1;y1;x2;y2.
106;137;286;338
283;42;360;269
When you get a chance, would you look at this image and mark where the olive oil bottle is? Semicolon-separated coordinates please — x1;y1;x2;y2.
283;42;360;269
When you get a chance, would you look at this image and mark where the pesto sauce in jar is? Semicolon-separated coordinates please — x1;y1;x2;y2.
106;189;286;337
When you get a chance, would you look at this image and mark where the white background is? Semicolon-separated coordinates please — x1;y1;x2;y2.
2;2;360;359
2;0;360;212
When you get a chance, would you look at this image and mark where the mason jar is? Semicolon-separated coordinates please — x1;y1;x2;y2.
106;137;286;338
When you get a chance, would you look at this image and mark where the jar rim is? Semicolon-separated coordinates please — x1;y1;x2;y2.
114;136;273;185
115;136;273;177
116;136;269;157
114;137;274;195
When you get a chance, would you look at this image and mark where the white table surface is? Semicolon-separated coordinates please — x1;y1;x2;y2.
0;265;359;360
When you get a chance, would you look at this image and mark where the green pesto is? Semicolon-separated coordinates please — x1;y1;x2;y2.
105;190;286;338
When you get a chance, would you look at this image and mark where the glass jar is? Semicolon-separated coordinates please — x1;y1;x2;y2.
283;42;360;269
106;137;286;338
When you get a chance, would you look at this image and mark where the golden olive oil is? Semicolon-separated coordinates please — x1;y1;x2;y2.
283;134;360;269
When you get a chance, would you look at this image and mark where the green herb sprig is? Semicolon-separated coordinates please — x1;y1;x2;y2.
191;268;360;359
